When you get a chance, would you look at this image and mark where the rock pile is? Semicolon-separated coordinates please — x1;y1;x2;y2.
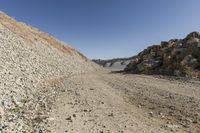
125;32;200;78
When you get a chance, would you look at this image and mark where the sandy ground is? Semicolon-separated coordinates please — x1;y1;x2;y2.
46;72;200;133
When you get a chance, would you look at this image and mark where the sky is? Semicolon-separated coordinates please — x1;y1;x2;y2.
0;0;200;59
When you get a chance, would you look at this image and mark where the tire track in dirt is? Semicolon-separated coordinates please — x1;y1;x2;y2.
46;72;200;133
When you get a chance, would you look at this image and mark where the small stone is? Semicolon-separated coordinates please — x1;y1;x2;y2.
108;113;114;117
48;117;54;121
61;89;65;92
39;129;43;133
186;119;192;124
166;121;171;124
159;112;165;118
193;120;198;124
83;109;92;112
149;111;153;117
182;124;190;128
66;116;72;122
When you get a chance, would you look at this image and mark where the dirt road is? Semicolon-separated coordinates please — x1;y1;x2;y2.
47;72;200;133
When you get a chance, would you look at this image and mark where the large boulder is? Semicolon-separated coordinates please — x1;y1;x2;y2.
185;32;200;40
181;55;198;68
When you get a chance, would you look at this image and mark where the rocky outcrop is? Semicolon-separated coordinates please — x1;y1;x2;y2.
125;32;200;78
0;11;99;132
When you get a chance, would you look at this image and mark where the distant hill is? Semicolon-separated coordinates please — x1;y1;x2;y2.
93;56;135;71
125;32;200;78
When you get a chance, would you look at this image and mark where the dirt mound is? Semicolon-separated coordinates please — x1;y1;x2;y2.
0;11;99;132
125;32;200;78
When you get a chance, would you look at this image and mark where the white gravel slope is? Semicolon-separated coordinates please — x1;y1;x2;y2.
0;12;99;132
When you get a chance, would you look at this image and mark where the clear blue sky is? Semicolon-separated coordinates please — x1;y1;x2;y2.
0;0;200;59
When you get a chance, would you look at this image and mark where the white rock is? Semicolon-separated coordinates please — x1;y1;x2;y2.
0;106;4;117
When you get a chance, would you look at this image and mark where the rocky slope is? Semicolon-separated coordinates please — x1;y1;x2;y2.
125;32;200;78
0;11;99;132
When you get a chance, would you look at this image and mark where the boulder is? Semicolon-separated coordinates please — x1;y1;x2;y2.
181;55;198;68
136;59;162;73
187;37;200;45
185;32;200;40
161;41;169;48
